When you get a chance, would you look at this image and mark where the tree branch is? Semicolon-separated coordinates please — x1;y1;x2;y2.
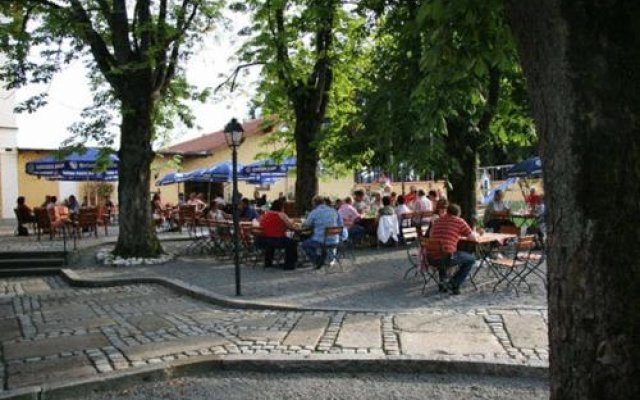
110;0;132;63
67;0;118;87
269;0;295;91
478;66;501;133
25;0;65;10
136;0;151;53
214;62;266;94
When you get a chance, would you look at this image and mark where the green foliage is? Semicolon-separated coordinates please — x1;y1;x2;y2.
0;0;223;151
230;1;370;178
335;0;536;182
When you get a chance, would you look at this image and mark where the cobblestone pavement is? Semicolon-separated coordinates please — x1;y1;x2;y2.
0;276;548;392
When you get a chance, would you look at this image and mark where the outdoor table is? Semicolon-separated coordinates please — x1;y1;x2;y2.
459;232;518;289
510;210;536;228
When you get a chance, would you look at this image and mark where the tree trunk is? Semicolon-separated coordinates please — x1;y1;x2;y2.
505;1;640;398
445;119;478;223
114;95;163;258
294;115;320;215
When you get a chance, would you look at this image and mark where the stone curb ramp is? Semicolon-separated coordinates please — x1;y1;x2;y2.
60;269;547;314
0;355;548;400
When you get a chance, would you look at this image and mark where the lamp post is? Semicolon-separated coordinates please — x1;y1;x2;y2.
224;118;244;296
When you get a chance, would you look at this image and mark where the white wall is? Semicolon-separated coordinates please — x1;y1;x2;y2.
0;65;19;218
58;181;79;203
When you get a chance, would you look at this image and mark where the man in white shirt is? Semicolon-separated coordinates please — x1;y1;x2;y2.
413;190;433;213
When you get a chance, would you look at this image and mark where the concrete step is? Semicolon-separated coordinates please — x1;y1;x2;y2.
0;267;62;277
0;251;66;260
0;258;65;269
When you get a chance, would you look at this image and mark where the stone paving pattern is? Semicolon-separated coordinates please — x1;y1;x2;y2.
0;276;548;392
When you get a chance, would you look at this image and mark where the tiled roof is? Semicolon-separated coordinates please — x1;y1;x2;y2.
163;119;274;154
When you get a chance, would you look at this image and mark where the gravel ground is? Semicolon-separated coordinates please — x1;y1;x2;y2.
69;242;547;312
76;371;549;400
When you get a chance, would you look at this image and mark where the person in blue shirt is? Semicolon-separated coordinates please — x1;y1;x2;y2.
238;198;259;220
302;196;344;268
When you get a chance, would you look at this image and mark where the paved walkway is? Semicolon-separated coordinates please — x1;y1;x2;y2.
0;233;549;395
71;242;547;312
0;275;548;393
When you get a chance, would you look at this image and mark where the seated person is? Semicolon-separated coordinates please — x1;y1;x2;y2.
302;196;343;268
151;193;165;225
369;192;382;215
352;189;368;215
207;201;228;221
395;195;411;219
483;190;513;231
258;199;298;270
239;198;259;221
338;196;365;242
428;204;479;295
15;196;35;224
67;195;80;215
413;189;434;213
525;187;540;211
377;196;399;244
187;192;206;213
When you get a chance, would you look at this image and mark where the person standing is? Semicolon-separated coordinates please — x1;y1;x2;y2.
428;204;479;295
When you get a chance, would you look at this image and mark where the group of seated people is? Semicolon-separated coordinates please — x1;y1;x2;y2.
15;194;115;236
483;188;546;239
151;191;263;228
257;195;346;270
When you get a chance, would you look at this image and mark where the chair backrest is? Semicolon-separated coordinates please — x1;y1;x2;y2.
34;208;50;229
499;225;519;236
179;205;196;222
77;208;97;226
419;237;449;261
250;226;264;237
324;226;343;244
400;212;416;228
14;209;24;226
516;235;536;251
400;212;420;243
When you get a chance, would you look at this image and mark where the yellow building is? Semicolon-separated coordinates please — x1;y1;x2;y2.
152;119;355;205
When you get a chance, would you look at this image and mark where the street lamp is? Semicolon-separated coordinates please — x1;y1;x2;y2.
224;118;244;296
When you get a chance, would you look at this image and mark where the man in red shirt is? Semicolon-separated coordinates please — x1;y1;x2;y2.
428;203;479;294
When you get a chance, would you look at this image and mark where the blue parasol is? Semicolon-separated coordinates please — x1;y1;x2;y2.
156;171;190;186
507;156;543;177
26;148;119;181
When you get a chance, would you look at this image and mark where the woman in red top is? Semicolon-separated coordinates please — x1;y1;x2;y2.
259;199;298;269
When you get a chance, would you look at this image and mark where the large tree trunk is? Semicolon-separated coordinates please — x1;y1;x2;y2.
114;95;163;258
445;120;478;223
506;1;640;398
294;114;321;215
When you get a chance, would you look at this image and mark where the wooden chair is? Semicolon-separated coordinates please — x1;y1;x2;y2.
419;237;457;294
414;211;434;237
96;206;109;236
178;205;198;233
498;225;519;236
319;226;348;272
75;208;98;238
400;212;421;279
